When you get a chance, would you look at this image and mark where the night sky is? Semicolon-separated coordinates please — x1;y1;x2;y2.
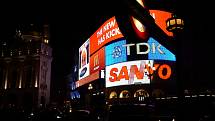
0;0;214;98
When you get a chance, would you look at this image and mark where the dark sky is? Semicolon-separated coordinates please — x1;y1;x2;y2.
0;0;214;96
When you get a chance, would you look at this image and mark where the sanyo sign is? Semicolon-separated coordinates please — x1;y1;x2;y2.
105;60;172;88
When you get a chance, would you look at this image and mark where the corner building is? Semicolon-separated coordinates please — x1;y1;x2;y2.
0;24;52;109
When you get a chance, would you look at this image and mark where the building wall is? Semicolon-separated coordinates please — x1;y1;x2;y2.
0;32;52;109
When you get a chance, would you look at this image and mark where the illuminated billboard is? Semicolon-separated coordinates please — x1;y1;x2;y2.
105;60;174;88
90;47;105;74
106;60;154;87
105;40;127;66
79;39;90;80
149;10;173;36
90;16;124;55
147;37;176;61
76;71;100;88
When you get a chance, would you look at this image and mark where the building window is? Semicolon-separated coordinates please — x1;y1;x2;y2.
134;89;149;98
109;91;117;99
134;89;149;101
119;90;130;98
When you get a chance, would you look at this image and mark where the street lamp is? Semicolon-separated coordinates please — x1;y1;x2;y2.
166;13;185;96
144;61;155;99
88;84;93;90
166;13;185;121
166;14;184;32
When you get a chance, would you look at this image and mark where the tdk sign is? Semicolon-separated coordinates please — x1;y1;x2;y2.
123;37;176;61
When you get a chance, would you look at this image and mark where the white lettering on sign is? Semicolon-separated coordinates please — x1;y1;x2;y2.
123;42;164;55
103;19;116;32
97;19;122;46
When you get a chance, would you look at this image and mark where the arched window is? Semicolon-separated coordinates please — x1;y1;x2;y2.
152;89;165;98
134;89;149;98
119;90;130;98
109;91;117;99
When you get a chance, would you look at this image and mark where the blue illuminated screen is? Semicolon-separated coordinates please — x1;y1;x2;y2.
105;40;127;66
148;37;176;61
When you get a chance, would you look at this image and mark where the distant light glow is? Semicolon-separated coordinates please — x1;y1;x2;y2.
136;0;145;7
4;80;7;89
69;108;72;112
19;79;22;88
19;71;23;88
35;76;38;87
44;39;49;44
132;16;146;33
4;73;8;89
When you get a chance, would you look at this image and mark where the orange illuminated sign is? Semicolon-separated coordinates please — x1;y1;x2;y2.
149;10;173;37
90;47;105;74
109;63;171;82
90;16;124;55
106;60;172;87
76;71;100;87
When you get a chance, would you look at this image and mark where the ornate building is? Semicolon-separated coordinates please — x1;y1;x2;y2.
0;24;52;109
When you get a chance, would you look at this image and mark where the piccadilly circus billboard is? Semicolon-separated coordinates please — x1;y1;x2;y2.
78;39;90;80
77;8;176;89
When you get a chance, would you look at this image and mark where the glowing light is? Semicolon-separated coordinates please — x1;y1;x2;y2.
19;71;23;88
4;80;7;89
4;73;8;89
35;77;38;87
131;16;146;32
69;108;72;112
88;84;93;90
44;39;49;44
19;79;22;88
136;0;145;7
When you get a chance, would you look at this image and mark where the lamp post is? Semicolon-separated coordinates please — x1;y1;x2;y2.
145;61;155;102
166;13;184;121
87;84;93;106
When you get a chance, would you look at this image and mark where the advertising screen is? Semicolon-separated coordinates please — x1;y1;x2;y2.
105;60;174;88
149;10;173;37
90;47;105;74
76;71;100;88
90;16;124;55
147;37;176;61
106;60;154;87
105;40;127;66
79;39;90;80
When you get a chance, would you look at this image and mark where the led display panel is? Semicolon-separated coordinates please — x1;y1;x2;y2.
147;37;176;61
90;47;105;74
79;39;90;80
90;16;124;55
149;10;173;36
106;60;154;87
105;40;127;66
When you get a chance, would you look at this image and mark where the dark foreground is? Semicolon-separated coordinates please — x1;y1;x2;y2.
0;97;215;121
